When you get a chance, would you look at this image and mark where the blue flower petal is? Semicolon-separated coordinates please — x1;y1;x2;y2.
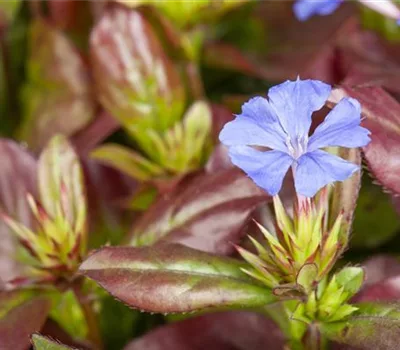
219;97;288;152
294;149;359;197
307;97;371;151
294;0;343;21
268;79;331;142
228;145;293;196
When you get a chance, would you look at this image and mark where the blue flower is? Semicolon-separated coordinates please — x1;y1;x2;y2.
294;0;400;24
219;79;371;197
294;0;343;21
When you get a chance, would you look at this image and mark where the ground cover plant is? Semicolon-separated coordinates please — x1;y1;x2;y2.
1;1;400;349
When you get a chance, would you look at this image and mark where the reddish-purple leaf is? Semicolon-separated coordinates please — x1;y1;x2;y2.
258;1;356;84
356;276;400;302
203;42;268;79
89;1;108;21
72;111;120;156
82;159;136;246
124;311;285;350
210;103;234;144
0;290;51;350
19;19;95;152
205;144;232;173
79;243;275;313
329;79;400;196
362;255;400;287
129;168;269;254
90;5;186;132
0;140;37;285
47;0;84;31
338;30;400;95
353;256;400;303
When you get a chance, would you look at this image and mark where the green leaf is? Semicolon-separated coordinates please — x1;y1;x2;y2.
99;295;142;349
117;0;248;29
91;143;165;181
79;243;276;314
124;101;212;175
335;266;364;296
296;264;318;293
31;334;74;349
126;185;158;211
0;290;51;349
361;6;400;42
49;290;87;340
322;302;400;348
38;135;87;258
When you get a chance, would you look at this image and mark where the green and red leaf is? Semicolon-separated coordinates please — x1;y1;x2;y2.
0;290;51;349
322;303;400;349
130;168;269;254
0;140;37;284
90;5;186;134
19;19;95;151
31;333;74;350
79;243;275;313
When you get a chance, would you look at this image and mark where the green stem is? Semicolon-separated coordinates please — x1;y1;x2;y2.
303;324;327;350
73;281;103;349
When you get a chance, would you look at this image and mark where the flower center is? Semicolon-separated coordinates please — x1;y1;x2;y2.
286;135;308;159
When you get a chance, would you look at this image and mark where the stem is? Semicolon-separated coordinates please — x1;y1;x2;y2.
186;61;204;100
297;194;311;213
73;281;103;349
303;323;327;350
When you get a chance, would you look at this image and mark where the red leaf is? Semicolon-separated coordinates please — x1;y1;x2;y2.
203;42;267;78
356;276;400;302
124;311;285;350
259;1;357;84
362;255;400;287
338;30;400;95
72;111;120;155
205;144;232;173
129;168;269;254
210;103;234;144
354;256;400;302
82;160;136;246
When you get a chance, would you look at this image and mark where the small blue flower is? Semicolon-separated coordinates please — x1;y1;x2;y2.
294;0;400;24
219;79;371;197
294;0;343;21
